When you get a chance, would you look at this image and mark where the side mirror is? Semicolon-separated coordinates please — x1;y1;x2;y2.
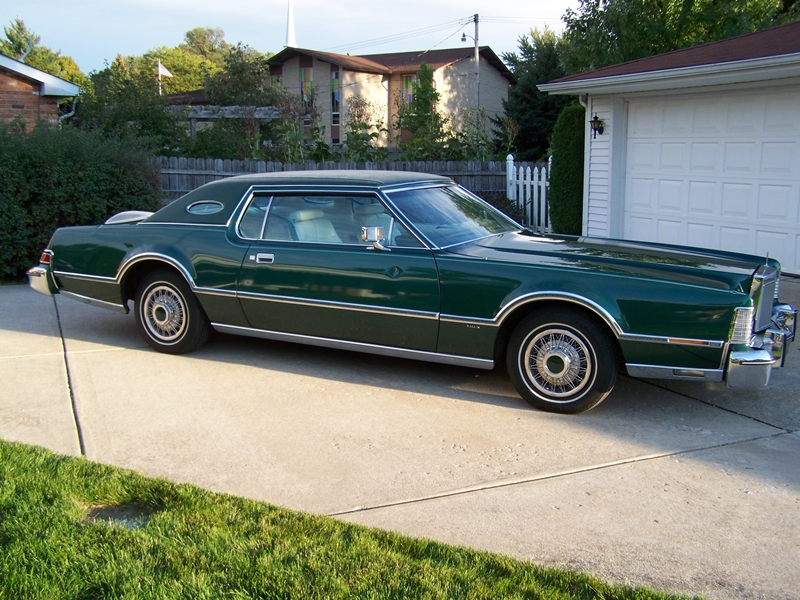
361;226;390;252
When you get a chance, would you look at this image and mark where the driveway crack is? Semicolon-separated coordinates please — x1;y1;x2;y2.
327;431;788;517
53;296;86;457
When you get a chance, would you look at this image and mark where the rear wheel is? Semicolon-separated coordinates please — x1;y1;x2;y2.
135;269;209;354
507;309;618;414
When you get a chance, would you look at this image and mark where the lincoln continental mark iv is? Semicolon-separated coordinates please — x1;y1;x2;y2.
28;171;796;413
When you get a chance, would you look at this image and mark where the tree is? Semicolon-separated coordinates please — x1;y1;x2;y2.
139;46;220;94
204;43;276;106
181;27;230;68
0;19;89;89
561;0;800;73
495;27;569;161
75;55;188;153
342;95;387;162
0;18;40;59
393;62;451;160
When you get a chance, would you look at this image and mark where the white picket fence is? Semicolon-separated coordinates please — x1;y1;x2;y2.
506;154;552;233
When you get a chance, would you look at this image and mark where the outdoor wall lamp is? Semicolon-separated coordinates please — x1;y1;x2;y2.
590;114;604;138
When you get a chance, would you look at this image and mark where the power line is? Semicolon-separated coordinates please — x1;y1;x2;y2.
324;17;473;53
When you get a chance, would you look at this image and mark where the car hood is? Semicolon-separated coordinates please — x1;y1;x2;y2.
445;231;764;292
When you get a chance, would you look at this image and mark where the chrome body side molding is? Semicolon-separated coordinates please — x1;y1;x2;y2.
53;270;117;283
211;323;495;370
618;332;725;348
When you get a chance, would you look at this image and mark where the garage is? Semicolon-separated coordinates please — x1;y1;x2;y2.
539;20;800;273
624;88;800;271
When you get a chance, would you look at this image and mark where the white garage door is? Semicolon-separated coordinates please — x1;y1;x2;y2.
624;87;800;272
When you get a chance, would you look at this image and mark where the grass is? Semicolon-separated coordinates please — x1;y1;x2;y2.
0;440;697;600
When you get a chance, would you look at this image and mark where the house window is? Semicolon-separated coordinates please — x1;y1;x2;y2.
331;66;340;145
271;65;282;88
331;67;340;124
402;74;418;104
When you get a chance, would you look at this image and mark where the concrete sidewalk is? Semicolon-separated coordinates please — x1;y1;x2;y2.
1;280;799;599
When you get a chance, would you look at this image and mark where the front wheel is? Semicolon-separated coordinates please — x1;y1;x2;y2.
135;269;209;354
507;309;618;414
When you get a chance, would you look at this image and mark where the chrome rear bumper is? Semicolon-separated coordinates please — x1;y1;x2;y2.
27;265;57;297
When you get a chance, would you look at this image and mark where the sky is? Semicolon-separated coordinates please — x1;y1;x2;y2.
2;0;580;74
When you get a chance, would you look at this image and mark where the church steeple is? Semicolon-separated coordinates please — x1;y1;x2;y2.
285;0;297;48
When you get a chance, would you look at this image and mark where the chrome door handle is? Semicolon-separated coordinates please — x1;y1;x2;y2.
252;253;274;264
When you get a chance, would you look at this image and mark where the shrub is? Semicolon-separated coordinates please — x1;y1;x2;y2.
548;104;585;235
0;124;161;279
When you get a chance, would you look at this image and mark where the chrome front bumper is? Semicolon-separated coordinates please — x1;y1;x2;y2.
27;265;57;297
726;304;796;388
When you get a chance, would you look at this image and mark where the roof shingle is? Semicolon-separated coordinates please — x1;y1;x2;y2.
550;20;800;84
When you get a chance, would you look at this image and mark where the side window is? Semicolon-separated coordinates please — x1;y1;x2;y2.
238;195;271;239
261;194;423;247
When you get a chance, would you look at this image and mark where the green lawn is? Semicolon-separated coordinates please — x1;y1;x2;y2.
0;440;696;599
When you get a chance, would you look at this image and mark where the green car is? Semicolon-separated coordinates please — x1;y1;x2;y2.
28;171;796;413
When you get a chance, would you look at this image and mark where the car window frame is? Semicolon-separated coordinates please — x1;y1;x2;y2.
235;189;430;249
382;183;522;250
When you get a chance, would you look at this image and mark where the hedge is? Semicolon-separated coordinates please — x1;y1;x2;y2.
548;104;585;235
0;124;161;279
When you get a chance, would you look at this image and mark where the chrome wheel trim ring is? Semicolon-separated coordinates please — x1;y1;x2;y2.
141;284;187;344
522;327;593;401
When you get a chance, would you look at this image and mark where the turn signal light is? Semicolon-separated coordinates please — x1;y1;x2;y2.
39;250;53;265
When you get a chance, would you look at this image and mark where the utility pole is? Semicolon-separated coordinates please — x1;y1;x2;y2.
462;14;480;107
473;13;479;108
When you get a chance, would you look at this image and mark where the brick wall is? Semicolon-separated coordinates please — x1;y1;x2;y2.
0;68;60;130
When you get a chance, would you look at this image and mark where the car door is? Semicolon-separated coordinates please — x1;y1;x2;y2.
236;192;441;352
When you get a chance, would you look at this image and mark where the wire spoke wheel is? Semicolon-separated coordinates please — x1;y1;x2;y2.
142;285;187;343
524;328;592;399
134;269;209;354
507;309;618;414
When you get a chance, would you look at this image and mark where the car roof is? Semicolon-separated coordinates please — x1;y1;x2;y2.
146;170;453;225
231;170;452;187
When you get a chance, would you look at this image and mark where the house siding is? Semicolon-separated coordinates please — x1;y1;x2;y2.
585;96;613;237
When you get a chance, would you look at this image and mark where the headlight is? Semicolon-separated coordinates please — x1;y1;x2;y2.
729;307;754;344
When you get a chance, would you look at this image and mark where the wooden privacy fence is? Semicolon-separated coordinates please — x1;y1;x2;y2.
155;157;510;200
155;155;551;232
506;155;552;233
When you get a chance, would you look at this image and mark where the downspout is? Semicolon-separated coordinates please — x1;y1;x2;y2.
58;96;78;130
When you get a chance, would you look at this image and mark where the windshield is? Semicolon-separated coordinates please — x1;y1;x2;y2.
386;186;519;247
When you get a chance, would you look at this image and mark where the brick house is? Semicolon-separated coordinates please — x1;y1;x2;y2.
267;46;515;145
0;53;82;131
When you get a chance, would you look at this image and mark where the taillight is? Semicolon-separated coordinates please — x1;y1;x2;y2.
40;250;53;265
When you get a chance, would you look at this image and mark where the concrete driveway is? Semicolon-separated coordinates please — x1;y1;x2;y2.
1;281;799;599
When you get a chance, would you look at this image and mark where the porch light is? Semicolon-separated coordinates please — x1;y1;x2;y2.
590;114;604;138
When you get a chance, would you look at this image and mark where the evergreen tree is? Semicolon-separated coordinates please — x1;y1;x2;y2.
495;27;568;161
0;19;88;89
